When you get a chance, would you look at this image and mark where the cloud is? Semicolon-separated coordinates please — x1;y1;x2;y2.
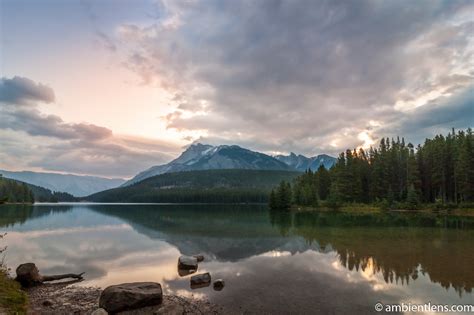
27;136;176;178
2;107;112;140
0;76;179;177
95;30;117;52
0;76;55;105
80;0;117;52
118;0;473;155
380;86;474;145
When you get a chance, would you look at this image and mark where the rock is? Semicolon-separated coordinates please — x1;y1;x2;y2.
99;282;162;313
190;273;211;289
193;255;205;262
42;300;53;307
178;268;196;277
15;262;84;287
178;255;198;270
15;263;41;287
213;279;225;291
91;308;108;315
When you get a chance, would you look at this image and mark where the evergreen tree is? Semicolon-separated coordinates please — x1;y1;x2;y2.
269;181;293;209
326;184;343;210
269;189;278;209
270;129;473;209
406;184;420;210
316;165;331;200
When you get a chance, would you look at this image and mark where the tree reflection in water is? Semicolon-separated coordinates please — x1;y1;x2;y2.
270;209;474;296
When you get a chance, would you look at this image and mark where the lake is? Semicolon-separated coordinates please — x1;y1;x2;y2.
1;204;473;314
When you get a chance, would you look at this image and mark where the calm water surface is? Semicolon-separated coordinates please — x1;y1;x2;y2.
0;204;473;314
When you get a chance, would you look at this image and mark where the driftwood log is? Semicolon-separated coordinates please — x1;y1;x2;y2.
15;263;84;287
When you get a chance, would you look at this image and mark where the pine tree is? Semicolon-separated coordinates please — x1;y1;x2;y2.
316;165;331;200
269;129;473;209
406;184;420;210
269;189;277;209
326;184;343;210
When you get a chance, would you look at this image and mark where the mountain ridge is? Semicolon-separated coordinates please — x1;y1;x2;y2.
123;143;336;186
274;152;336;172
123;143;293;186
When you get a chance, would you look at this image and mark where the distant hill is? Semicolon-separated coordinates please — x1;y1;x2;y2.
274;153;336;172
25;182;77;202
0;176;76;203
87;169;301;203
123;143;334;186
0;170;125;197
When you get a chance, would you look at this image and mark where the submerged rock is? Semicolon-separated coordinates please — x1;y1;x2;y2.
213;279;225;291
178;255;198;270
190;273;211;289
99;282;162;313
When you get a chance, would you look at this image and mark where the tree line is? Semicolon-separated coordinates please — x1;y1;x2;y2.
89;187;272;203
0;175;77;203
0;175;34;203
88;169;300;203
270;128;474;209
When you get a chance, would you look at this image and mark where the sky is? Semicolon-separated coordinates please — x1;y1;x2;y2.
0;0;473;178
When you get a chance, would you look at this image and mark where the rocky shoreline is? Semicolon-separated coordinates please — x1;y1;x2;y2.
27;282;224;315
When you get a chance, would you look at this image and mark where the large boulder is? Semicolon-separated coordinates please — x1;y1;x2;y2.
178;255;198;270
99;282;162;313
190;273;211;289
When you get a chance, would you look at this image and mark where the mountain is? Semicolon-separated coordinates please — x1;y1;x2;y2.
0;170;125;197
123;143;292;186
274;153;336;172
87;169;301;203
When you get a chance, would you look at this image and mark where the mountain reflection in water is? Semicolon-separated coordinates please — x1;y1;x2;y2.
0;204;473;313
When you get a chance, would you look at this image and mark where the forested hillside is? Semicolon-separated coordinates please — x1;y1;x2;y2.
87;169;300;203
27;183;77;202
0;175;76;203
0;175;34;203
271;129;474;209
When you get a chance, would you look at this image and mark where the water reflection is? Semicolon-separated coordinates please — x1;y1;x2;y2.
288;210;474;295
0;204;473;313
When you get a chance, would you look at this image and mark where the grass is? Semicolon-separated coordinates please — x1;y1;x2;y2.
0;269;27;315
0;233;27;315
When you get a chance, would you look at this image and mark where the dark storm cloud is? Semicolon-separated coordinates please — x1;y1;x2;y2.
0;76;55;105
120;0;473;155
